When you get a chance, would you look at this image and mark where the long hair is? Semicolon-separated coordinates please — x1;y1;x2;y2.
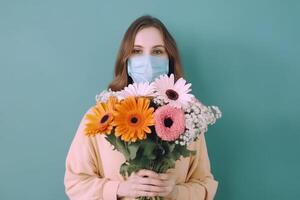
108;15;184;91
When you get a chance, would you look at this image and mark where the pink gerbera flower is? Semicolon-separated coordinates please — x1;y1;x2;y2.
154;105;185;141
153;74;194;108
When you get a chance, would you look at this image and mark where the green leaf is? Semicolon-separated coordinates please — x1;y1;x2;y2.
128;143;139;160
180;146;193;157
115;137;130;160
105;134;117;150
120;162;142;177
169;144;195;160
131;156;151;168
127;163;141;177
120;162;129;177
162;142;175;156
168;143;176;153
143;142;157;160
170;145;182;160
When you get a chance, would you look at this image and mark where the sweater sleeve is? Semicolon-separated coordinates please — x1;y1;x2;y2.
64;107;121;200
171;133;219;200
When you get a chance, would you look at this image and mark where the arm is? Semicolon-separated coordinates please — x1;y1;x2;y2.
64;107;121;200
170;133;219;200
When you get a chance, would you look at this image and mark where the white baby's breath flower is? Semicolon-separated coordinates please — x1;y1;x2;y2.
177;98;222;146
153;96;166;106
95;88;124;103
194;107;200;114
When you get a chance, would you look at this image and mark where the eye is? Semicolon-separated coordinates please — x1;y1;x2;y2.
131;49;142;55
152;49;165;55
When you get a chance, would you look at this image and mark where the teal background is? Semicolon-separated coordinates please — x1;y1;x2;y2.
0;0;299;199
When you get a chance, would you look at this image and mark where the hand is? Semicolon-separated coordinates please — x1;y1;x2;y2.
117;169;167;199
155;171;177;199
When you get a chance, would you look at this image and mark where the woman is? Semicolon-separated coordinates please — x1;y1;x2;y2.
64;15;218;200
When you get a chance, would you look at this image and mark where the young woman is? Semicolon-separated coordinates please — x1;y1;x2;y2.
64;15;218;200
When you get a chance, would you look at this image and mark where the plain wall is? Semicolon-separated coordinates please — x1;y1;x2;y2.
0;0;299;199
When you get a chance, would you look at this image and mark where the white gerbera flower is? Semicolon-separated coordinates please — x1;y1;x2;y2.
118;82;155;99
153;74;194;108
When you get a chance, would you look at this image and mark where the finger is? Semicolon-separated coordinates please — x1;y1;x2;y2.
136;169;160;179
134;184;166;193
154;186;173;197
131;171;137;177
132;190;158;198
136;176;165;186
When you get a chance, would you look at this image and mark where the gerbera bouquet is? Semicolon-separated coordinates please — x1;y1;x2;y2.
84;74;222;200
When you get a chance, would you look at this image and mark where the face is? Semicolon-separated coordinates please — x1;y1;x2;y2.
130;27;168;59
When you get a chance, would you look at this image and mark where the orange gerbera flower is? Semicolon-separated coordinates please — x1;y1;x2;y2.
84;96;118;136
113;96;155;142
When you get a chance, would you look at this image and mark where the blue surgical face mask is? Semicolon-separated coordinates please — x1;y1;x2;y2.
127;55;169;83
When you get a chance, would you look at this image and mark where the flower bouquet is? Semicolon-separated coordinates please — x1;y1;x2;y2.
84;74;222;200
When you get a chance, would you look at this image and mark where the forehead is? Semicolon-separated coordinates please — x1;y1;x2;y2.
134;27;165;46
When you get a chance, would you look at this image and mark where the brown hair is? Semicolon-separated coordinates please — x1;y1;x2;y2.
108;15;184;91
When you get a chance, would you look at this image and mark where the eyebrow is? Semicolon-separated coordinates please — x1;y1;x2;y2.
133;45;165;48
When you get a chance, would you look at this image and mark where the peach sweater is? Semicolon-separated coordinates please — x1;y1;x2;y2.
64;107;219;200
